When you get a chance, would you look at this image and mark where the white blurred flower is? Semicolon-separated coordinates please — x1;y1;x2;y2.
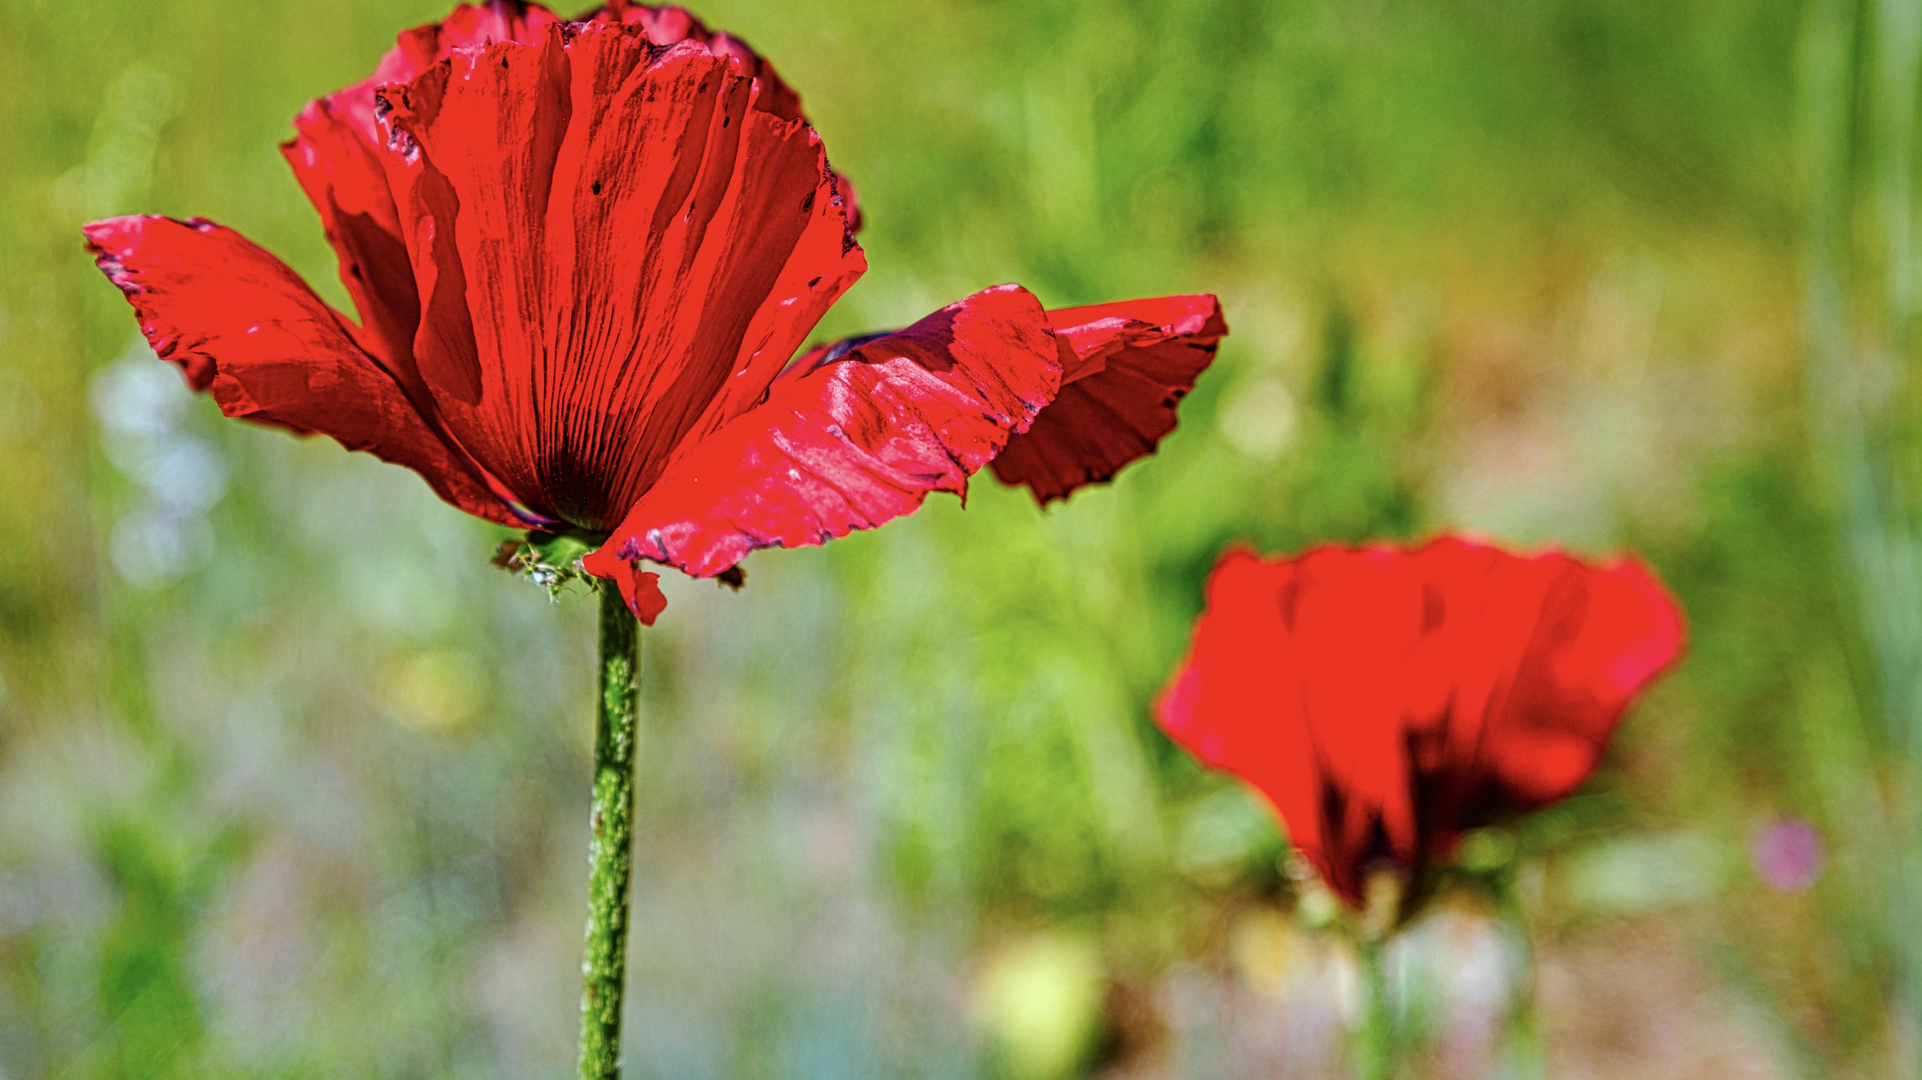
109;507;213;589
91;343;227;588
146;435;228;513
89;347;190;445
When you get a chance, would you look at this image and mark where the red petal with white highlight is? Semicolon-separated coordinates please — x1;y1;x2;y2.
583;283;1061;584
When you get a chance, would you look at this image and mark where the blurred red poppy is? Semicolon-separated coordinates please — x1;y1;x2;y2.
1156;537;1684;905
84;1;1225;623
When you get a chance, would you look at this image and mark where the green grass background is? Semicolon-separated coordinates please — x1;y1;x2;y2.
0;0;1908;1076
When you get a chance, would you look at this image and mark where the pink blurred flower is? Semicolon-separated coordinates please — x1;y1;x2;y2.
1750;818;1824;894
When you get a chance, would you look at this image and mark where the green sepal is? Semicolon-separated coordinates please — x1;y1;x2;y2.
492;528;605;599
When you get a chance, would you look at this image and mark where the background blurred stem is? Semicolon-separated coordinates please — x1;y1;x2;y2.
1356;935;1394;1080
1801;0;1922;1065
1493;872;1546;1080
579;585;640;1080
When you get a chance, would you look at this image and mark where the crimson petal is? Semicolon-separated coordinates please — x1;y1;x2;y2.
281;3;858;397
609;565;668;627
1155;537;1684;904
587;3;864;231
582;283;1062;591
375;25;864;530
989;295;1226;504
787;295;1225;505
283;101;422;375
280;2;567;378
1475;551;1686;803
593;2;800;119
1155;547;1350;892
83;215;523;526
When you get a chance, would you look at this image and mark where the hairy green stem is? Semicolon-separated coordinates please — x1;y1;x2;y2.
579;584;640;1080
1356;935;1394;1080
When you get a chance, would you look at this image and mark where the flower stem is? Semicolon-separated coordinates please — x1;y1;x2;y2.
1357;935;1394;1080
1493;873;1546;1080
579;583;640;1080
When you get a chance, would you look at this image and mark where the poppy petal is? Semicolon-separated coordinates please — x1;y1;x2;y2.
593;1;800;119
277;1;848;407
582;283;1061;590
1155;537;1685;906
282;100;423;375
1156;547;1349;895
375;25;863;530
278;2;566;371
608;564;668;627
787;294;1225;502
83;214;523;526
1482;553;1686;804
590;1;863;229
988;295;1226;503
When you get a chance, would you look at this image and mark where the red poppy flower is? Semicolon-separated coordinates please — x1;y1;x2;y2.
1155;537;1684;904
84;1;1226;625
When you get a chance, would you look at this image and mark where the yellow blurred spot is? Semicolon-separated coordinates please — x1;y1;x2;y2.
1294;869;1342;931
1229;907;1297;996
384;651;483;732
973;932;1104;1080
1360;867;1405;940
